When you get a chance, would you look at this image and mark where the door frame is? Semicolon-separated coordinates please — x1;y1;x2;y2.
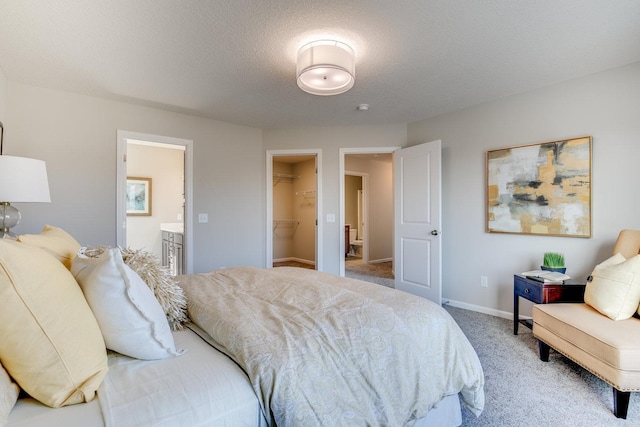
266;149;322;270
116;130;194;273
339;147;400;277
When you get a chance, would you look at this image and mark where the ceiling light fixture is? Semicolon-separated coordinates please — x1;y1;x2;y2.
296;40;355;96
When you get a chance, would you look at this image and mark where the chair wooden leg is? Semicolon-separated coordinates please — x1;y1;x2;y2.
613;388;630;419
537;340;550;362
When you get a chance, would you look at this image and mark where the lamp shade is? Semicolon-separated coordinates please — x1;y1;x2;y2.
0;155;51;202
296;40;355;96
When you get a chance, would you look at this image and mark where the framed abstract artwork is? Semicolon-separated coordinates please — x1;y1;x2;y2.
486;136;592;238
126;177;152;216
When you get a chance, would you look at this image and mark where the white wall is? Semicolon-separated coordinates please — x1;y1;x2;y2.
263;125;407;275
6;82;264;274
6;59;638;317
0;65;6;123
408;61;640;317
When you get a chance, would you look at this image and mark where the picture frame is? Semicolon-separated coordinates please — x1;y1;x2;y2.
486;136;592;238
126;177;152;216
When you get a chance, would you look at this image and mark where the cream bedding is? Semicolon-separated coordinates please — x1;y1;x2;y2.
98;328;265;427
178;266;484;427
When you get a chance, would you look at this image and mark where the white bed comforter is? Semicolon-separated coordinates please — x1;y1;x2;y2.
177;266;484;427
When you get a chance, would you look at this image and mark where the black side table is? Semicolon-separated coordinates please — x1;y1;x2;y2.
513;274;586;335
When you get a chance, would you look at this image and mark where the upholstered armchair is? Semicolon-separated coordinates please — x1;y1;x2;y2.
532;230;640;419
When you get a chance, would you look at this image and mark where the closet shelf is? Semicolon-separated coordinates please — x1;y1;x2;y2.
273;173;298;185
273;219;300;231
296;190;316;206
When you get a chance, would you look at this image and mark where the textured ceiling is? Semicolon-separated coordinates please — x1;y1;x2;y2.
1;1;639;129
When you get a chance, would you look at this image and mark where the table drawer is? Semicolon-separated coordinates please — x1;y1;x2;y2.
514;276;542;303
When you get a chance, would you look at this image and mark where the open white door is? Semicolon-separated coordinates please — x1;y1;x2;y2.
394;140;442;304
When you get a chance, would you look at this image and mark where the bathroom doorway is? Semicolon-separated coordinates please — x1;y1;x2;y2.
266;149;322;270
340;148;397;280
344;172;367;262
116;131;193;274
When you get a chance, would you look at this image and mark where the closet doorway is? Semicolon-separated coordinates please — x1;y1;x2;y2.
266;150;322;270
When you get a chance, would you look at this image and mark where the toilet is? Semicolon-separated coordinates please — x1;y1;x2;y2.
349;228;363;257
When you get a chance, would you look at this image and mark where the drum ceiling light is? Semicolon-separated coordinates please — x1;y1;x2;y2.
296;40;355;96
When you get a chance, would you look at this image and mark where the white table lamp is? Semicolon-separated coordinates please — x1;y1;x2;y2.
0;122;51;237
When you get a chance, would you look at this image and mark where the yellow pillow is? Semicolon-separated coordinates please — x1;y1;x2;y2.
0;239;108;408
17;224;81;269
584;253;640;320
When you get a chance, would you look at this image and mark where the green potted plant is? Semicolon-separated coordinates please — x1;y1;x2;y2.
542;252;566;274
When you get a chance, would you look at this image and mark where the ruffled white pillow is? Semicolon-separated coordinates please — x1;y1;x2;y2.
72;247;184;360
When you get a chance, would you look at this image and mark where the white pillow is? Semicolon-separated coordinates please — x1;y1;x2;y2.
71;247;184;360
1;362;19;426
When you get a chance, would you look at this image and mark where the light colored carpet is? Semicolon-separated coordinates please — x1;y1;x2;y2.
445;305;638;426
345;261;395;288
345;260;394;279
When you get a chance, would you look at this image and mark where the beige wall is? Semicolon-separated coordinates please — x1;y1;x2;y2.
292;159;316;263
272;161;295;259
126;144;184;258
408;61;640;317
344;175;361;236
6;82;263;274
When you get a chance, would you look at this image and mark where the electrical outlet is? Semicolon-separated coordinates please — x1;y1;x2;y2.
480;276;488;288
198;213;208;223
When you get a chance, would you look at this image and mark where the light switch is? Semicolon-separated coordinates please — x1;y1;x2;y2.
198;213;208;223
326;213;336;223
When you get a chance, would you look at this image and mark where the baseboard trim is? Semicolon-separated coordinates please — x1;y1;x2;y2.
368;257;392;264
445;299;517;321
273;257;315;266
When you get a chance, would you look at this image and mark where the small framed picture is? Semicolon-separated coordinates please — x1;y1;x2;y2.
126;177;152;216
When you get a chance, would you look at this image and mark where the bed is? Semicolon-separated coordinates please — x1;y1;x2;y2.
2;232;484;427
177;266;485;426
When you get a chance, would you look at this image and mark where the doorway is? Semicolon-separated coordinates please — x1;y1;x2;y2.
266;149;322;270
340;147;398;279
116;131;193;274
344;172;367;262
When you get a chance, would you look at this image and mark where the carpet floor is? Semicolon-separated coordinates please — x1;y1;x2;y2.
445;305;638;426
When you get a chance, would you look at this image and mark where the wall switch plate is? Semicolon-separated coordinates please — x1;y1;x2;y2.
326;213;336;223
198;213;208;223
480;276;488;288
